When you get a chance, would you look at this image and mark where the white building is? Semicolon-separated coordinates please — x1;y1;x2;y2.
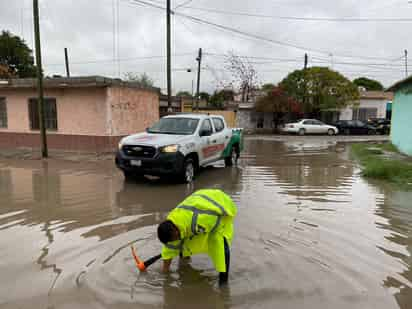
340;90;393;121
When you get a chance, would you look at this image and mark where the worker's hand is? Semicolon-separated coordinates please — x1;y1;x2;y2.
162;259;172;273
179;256;191;266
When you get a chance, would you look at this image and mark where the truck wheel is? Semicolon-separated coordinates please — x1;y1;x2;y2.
123;170;135;182
225;145;239;167
123;170;145;182
180;158;195;183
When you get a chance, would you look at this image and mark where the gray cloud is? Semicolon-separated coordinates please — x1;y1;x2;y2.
1;0;412;93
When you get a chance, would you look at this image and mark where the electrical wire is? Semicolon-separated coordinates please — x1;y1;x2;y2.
44;53;195;67
129;0;401;61
177;6;412;22
174;0;193;10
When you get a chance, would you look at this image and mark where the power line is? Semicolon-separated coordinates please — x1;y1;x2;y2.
128;0;400;61
177;6;412;22
174;0;193;10
44;53;195;66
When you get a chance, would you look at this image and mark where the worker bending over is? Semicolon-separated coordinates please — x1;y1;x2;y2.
157;189;237;285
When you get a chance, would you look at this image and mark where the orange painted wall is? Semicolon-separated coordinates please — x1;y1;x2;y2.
107;86;159;136
0;87;108;136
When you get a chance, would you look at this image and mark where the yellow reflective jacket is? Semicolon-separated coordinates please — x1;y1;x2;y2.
161;189;237;273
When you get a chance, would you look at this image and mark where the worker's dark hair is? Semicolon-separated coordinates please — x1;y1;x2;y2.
157;220;176;244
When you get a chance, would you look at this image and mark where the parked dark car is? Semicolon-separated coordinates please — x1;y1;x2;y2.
367;118;391;135
334;120;377;135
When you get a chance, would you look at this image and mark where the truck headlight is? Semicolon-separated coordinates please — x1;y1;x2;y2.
118;140;124;150
160;144;179;153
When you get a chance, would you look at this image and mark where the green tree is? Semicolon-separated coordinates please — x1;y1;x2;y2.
123;72;154;87
0;30;36;78
353;77;384;91
176;91;192;97
261;83;276;93
199;92;210;102
279;67;359;117
256;86;299;130
209;89;234;109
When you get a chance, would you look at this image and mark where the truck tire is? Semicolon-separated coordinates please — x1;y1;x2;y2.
225;144;239;167
123;170;135;182
123;171;145;182
180;158;195;183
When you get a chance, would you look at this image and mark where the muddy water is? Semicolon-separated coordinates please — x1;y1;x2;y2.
0;137;411;309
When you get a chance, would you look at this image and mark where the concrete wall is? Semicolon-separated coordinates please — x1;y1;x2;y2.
339;106;353;120
339;99;388;121
0;87;108;136
193;110;237;128
359;98;387;119
107;87;159;136
391;91;412;155
236;110;273;131
0;86;159;152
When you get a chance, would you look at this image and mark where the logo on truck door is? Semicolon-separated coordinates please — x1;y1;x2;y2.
202;144;225;158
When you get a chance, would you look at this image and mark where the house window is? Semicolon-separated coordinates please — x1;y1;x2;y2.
28;98;58;131
353;108;377;122
0;98;7;128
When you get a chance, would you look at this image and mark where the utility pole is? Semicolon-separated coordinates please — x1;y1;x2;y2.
64;48;70;78
196;48;202;111
304;53;308;70
166;0;172;110
405;49;408;78
33;0;48;158
303;53;308;117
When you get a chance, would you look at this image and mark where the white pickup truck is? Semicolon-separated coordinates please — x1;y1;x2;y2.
115;114;243;183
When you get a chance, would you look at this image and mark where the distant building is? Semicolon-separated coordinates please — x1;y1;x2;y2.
340;90;393;122
181;97;209;112
0;76;159;152
159;94;184;117
387;77;412;155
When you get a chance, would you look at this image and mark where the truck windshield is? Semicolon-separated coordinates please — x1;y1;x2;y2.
147;118;200;135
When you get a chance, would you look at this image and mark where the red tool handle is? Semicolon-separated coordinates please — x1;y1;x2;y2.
131;246;161;272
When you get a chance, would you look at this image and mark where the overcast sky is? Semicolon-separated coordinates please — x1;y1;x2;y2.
1;0;412;93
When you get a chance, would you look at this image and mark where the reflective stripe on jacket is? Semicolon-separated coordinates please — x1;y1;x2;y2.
161;189;237;272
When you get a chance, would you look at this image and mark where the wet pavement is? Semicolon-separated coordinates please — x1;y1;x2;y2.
0;137;411;309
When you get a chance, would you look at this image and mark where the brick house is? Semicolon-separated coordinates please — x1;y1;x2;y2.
0;76;159;152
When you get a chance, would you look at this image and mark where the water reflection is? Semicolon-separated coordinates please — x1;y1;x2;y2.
0;138;411;309
376;188;412;308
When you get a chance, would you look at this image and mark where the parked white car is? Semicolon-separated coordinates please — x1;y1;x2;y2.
282;119;339;136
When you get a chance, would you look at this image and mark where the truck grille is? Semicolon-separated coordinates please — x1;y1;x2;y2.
122;145;157;158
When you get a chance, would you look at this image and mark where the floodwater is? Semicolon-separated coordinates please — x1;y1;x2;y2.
0;137;411;309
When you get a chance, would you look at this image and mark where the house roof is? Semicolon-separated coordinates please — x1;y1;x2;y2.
0;76;160;93
359;90;393;101
386;75;412;92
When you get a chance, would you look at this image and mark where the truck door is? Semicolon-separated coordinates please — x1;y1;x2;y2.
212;117;228;159
198;118;216;165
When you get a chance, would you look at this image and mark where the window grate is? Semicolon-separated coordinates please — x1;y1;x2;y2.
28;98;58;131
0;98;7;128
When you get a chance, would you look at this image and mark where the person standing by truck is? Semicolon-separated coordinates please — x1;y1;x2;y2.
157;189;237;285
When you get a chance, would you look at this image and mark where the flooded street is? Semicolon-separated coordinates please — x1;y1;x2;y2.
0;136;411;309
